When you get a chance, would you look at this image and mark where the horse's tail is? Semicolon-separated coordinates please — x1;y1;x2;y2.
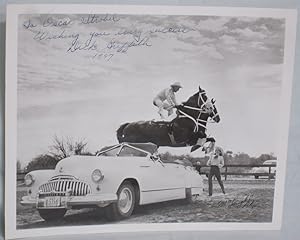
116;123;130;143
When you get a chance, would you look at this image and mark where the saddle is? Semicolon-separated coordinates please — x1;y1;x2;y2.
149;120;176;144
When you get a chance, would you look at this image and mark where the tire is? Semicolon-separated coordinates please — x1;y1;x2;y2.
38;209;67;222
185;188;198;204
105;181;136;221
255;175;259;179
185;188;192;203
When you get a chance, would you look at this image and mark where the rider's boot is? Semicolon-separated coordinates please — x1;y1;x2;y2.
158;109;165;119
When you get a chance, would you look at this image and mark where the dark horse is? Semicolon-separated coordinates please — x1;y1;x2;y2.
116;86;220;151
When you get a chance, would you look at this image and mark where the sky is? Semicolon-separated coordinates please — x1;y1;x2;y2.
17;14;285;165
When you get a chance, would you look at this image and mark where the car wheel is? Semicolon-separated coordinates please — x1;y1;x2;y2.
184;188;198;204
255;175;259;179
105;181;136;221
38;209;67;222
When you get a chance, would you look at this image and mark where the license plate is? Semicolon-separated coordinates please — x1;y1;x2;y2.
44;196;61;208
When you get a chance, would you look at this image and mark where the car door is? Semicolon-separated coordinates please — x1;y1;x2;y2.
138;156;186;205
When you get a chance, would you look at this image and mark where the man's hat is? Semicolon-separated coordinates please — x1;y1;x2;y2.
171;82;182;88
215;146;224;155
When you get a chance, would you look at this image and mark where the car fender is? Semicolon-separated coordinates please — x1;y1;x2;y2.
24;169;55;197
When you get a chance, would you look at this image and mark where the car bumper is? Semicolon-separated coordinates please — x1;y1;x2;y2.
21;193;118;208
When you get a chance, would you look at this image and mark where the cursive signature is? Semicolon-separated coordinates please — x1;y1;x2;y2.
22;14;196;61
214;195;257;208
23;19;37;29
33;30;79;42
80;14;120;25
149;26;195;34
42;17;72;28
106;37;151;53
115;29;143;42
67;37;97;53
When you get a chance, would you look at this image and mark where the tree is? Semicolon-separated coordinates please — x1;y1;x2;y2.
16;160;22;173
49;135;89;160
25;154;58;172
25;135;93;171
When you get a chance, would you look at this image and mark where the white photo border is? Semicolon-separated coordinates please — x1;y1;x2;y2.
5;4;297;240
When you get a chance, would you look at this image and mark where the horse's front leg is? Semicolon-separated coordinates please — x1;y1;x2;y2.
206;137;216;143
190;135;216;152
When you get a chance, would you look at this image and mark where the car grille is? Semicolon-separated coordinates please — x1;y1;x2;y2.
39;176;91;196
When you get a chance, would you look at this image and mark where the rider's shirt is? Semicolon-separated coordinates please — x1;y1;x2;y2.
207;154;224;169
155;87;177;106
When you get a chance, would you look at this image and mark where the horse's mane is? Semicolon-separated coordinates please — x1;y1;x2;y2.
183;90;207;107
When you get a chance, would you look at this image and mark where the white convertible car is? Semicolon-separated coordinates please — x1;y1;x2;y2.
21;143;204;221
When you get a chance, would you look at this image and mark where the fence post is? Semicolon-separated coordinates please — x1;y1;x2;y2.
225;166;228;181
268;166;271;180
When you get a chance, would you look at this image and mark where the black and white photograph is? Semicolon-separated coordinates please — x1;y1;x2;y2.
5;4;297;239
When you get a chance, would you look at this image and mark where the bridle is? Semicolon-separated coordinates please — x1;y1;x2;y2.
177;90;219;132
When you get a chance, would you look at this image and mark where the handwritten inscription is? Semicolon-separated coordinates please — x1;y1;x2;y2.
22;14;194;61
23;19;37;29
80;14;121;24
33;30;79;42
43;17;72;27
106;37;151;53
213;195;257;208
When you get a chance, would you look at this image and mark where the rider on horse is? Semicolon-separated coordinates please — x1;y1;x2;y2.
153;82;182;119
117;85;220;152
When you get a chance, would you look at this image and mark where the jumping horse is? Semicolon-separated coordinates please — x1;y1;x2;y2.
116;86;220;152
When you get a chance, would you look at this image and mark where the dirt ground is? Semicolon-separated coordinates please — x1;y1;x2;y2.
17;179;275;229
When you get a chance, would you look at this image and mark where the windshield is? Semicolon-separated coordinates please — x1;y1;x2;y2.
98;144;149;157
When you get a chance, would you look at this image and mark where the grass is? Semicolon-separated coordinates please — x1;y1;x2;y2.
17;179;275;228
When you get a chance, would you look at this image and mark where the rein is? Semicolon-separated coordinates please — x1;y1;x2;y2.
181;104;220;119
198;91;207;109
178;109;202;132
177;91;219;132
178;109;214;132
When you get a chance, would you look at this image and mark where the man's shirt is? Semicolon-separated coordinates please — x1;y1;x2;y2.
207;154;224;168
155;87;177;106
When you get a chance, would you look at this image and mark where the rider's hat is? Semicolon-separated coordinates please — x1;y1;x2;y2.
171;82;182;88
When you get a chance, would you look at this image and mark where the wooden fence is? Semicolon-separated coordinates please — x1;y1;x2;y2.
194;164;276;180
17;171;27;185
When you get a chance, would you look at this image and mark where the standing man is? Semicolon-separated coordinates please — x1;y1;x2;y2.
207;145;226;196
153;82;182;119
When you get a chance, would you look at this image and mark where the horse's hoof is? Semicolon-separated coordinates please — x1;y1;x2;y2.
191;145;201;152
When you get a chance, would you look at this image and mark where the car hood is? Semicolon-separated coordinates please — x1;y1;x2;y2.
54;155;143;178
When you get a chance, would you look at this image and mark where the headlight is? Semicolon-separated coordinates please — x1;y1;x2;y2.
91;169;104;183
24;173;35;186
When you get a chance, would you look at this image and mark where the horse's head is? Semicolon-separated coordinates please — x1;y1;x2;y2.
203;98;220;123
182;86;220;123
183;86;207;108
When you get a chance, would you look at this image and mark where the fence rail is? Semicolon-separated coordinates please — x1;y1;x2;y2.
17;172;27;184
194;164;276;180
